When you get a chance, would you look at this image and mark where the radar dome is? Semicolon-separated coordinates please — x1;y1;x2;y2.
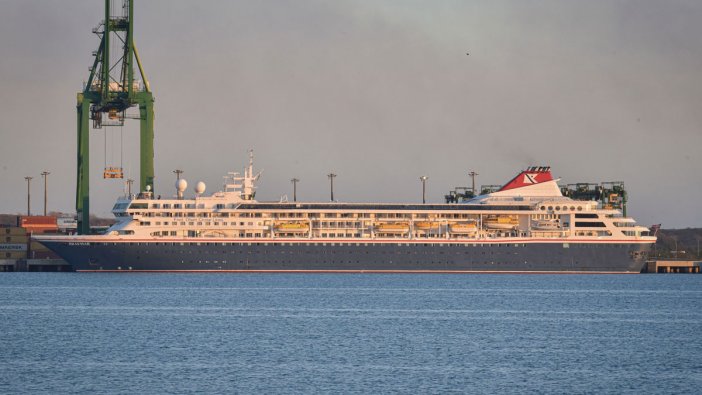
195;181;206;194
145;185;152;192
176;179;188;192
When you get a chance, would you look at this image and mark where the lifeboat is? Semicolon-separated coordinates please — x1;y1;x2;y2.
274;222;309;233
450;222;478;234
532;219;560;231
483;216;519;230
376;222;410;233
415;221;440;231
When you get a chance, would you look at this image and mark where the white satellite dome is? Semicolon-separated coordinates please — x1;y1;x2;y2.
195;181;206;194
145;185;151;192
175;179;188;192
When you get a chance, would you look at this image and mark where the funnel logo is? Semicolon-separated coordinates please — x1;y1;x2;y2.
523;173;539;184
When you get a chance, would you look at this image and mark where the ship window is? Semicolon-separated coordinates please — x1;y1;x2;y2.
555;206;561;211
575;222;606;228
547;206;553;211
575;213;598;219
577;206;583;211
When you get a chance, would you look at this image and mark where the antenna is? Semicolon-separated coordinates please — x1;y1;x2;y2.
126;178;134;197
327;173;337;202
291;178;300;202
419;176;428;204
468;171;478;195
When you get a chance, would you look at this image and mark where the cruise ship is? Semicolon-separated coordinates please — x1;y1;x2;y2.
37;153;655;273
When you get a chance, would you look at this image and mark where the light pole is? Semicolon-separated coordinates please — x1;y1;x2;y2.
468;171;478;196
126;178;134;197
327;173;336;202
24;176;33;216
291;178;299;202
173;169;184;180
419;176;428;204
41;171;50;216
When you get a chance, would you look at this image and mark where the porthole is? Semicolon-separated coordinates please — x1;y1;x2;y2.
540;206;546;210
548;206;553;211
570;206;575;211
577;206;583;211
555;206;561;211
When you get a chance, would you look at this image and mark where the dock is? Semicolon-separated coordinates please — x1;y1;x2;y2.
0;259;72;272
645;260;701;273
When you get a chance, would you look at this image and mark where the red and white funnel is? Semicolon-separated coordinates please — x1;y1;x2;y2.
498;166;554;192
486;166;561;198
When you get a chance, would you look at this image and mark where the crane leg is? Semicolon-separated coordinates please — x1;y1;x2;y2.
76;94;91;235
139;93;155;194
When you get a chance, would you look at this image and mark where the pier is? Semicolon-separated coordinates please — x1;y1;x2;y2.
645;260;701;273
0;259;72;272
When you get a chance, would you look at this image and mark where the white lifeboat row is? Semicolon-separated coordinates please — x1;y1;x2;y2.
272;216;550;235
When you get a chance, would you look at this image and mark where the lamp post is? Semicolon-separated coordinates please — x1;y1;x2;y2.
24;176;33;216
291;178;299;202
419;176;428;204
173;169;184;180
41;171;50;216
126;178;134;197
468;171;478;196
327;173;337;202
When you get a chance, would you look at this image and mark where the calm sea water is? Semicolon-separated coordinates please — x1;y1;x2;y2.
0;273;700;394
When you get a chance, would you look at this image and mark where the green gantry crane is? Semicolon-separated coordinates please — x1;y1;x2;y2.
76;0;154;234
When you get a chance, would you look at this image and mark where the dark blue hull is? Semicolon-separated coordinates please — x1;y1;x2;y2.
39;239;651;273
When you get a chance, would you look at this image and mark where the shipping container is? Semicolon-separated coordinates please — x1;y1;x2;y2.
2;251;27;260
57;218;78;230
22;227;59;234
0;243;28;252
2;227;28;236
19;217;59;234
19;216;57;226
1;236;29;244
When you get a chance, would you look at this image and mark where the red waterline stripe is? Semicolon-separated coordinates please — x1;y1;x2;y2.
76;269;637;274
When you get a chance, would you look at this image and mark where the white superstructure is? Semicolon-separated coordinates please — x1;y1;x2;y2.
103;156;653;244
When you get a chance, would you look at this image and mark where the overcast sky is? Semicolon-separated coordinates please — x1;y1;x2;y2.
1;0;700;228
